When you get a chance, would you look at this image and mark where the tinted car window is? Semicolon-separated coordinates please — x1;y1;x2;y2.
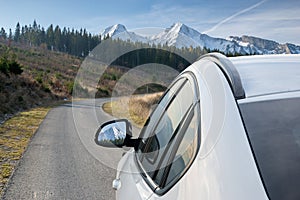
165;107;198;186
137;78;194;184
239;97;300;200
136;78;186;178
153;104;199;188
137;75;199;193
138;78;186;142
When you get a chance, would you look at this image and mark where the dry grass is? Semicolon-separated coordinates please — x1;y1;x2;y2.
0;107;50;195
0;42;82;122
103;92;163;127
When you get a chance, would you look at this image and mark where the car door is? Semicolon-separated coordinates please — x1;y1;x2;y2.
133;72;200;199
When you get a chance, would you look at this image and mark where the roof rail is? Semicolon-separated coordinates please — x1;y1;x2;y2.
198;53;245;99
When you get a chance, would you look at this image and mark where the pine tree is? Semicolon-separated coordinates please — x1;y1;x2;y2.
54;25;62;51
14;22;21;42
46;24;54;50
0;27;7;39
32;20;38;32
39;27;46;45
8;29;13;40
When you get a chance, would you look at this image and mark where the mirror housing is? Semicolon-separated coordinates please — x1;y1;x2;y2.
94;119;138;148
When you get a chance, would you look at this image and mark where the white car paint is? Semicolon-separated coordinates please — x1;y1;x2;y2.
231;54;300;97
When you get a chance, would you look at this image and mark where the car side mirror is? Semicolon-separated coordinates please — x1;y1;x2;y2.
94;119;138;148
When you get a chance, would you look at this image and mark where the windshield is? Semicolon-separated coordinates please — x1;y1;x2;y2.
239;97;300;200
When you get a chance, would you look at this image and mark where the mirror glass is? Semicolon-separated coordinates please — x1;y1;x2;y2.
96;121;127;147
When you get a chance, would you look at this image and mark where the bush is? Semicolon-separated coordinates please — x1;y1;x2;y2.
66;81;74;95
42;84;51;93
35;76;43;84
0;56;23;75
0;57;9;75
18;96;24;102
8;60;23;75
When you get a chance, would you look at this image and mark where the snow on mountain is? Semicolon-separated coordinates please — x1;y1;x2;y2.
286;43;300;54
101;23;300;55
228;36;300;54
151;22;255;54
99;126;125;142
100;24;148;43
151;22;201;47
101;24;127;38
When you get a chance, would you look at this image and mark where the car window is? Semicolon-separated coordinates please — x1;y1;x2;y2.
138;78;187;142
239;97;300;200
138;80;194;179
136;75;199;191
164;107;198;186
153;104;198;189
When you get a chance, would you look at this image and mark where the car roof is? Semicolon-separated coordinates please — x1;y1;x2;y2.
229;54;300;98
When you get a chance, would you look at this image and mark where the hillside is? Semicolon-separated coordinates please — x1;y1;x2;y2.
0;40;82;122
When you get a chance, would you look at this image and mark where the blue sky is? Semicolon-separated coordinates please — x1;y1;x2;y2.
1;0;300;44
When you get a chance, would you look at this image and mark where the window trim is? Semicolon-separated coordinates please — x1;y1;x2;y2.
152;103;194;184
155;102;200;195
160;103;196;186
135;72;201;195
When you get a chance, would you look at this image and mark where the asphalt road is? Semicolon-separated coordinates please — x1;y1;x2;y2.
2;99;133;200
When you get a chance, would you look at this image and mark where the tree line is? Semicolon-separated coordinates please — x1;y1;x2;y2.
0;20;101;57
91;38;207;72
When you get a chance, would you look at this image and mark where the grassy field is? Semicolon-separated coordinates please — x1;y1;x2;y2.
0;107;50;195
103;92;163;127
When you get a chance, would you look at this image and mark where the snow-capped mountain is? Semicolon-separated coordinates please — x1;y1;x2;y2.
227;36;300;54
99;126;125;142
151;22;255;54
101;22;300;55
101;24;148;43
101;24;127;38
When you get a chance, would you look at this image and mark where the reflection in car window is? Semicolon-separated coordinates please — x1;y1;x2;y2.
137;78;195;185
165;108;198;185
138;78;186;142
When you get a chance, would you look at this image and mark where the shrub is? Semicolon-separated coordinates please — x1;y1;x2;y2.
35;76;43;84
0;56;23;75
8;60;23;75
0;57;9;75
42;84;51;93
66;81;74;95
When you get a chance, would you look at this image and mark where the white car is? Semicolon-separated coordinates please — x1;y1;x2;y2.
95;53;300;200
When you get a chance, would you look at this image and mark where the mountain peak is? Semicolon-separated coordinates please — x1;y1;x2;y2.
168;22;201;37
101;24;127;37
172;22;184;28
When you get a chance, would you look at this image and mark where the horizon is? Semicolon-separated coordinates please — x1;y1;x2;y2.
1;0;300;45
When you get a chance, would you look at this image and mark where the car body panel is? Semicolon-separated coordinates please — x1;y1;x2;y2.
116;149;154;200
